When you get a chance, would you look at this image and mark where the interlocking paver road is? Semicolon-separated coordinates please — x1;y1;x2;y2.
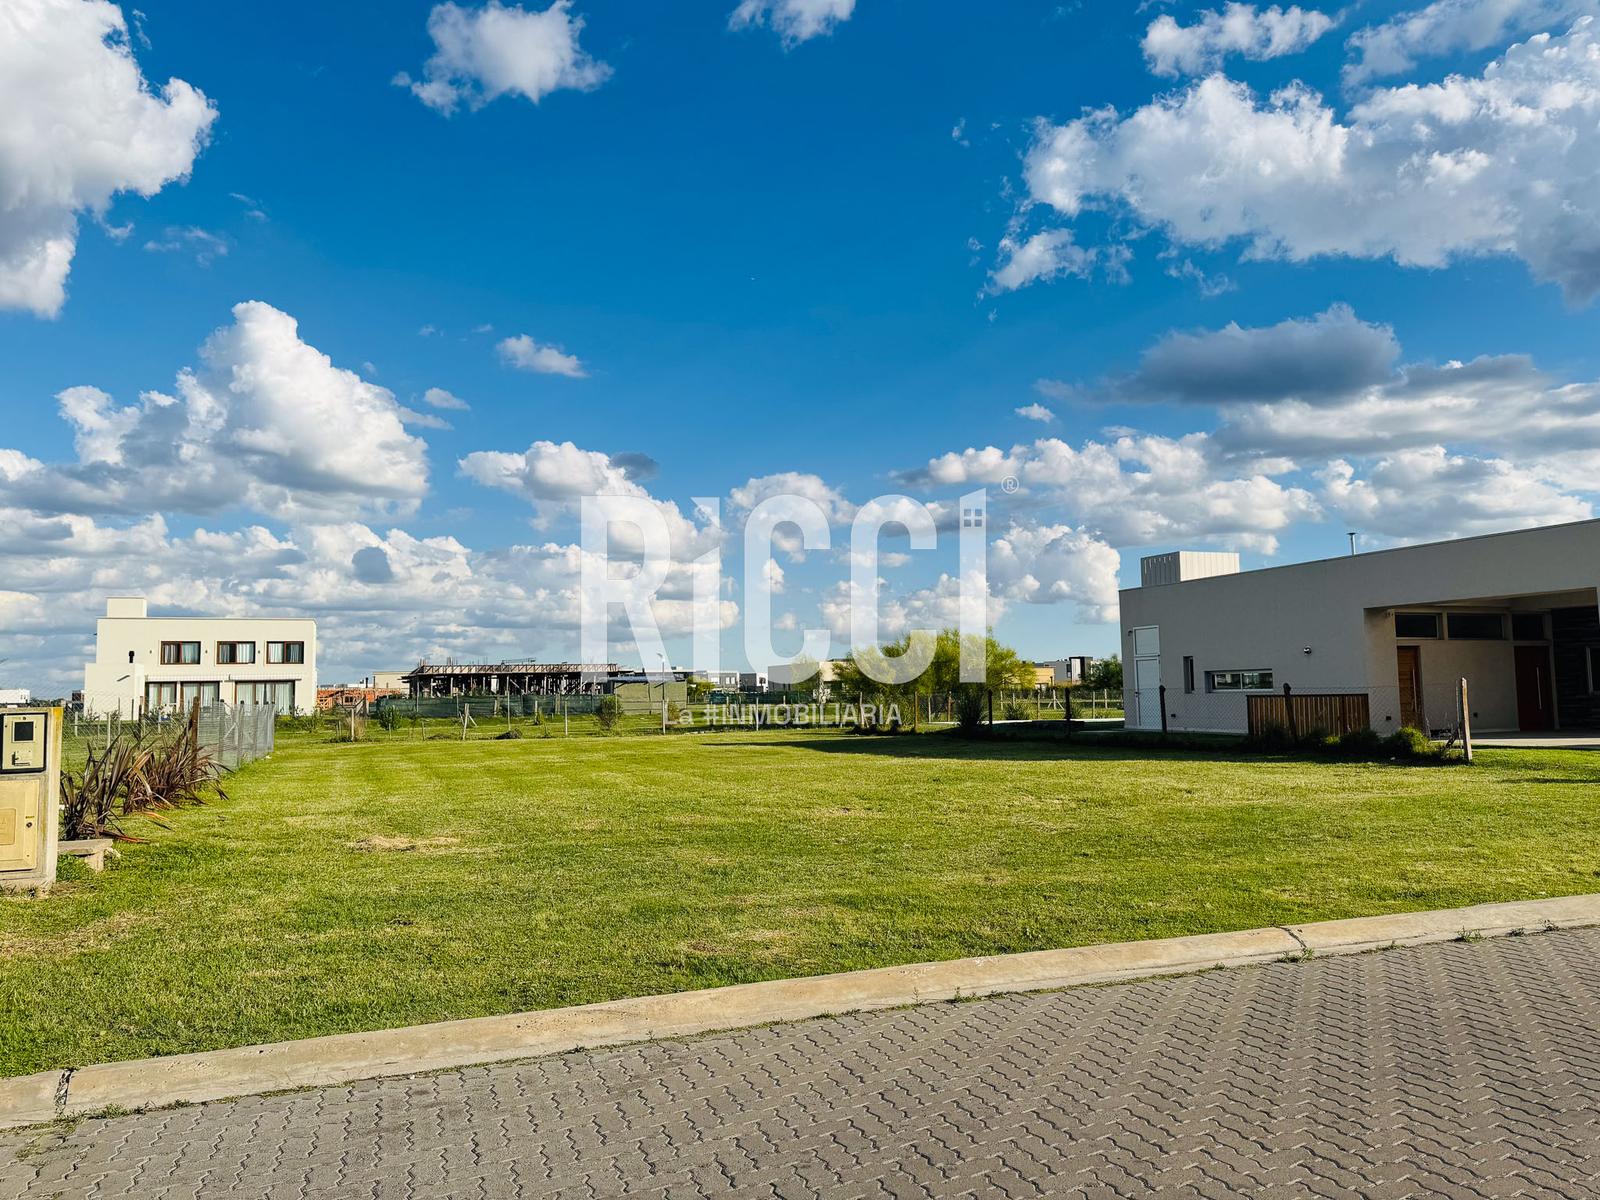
7;927;1600;1198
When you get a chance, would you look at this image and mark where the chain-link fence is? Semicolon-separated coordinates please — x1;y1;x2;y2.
196;703;276;770
63;701;275;772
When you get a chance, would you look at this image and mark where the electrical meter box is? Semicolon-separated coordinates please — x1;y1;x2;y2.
0;707;61;892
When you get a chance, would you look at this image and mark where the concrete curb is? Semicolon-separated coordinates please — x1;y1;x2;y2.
5;893;1597;1130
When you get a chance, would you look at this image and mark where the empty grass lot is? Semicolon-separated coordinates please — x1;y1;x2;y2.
3;728;1599;1077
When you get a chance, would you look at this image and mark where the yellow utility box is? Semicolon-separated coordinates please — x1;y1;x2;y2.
0;707;60;891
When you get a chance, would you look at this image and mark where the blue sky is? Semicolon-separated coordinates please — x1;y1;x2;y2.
3;0;1600;693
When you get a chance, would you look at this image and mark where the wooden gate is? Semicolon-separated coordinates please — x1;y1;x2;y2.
1247;691;1372;739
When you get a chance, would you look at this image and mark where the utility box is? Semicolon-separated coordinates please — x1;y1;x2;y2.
0;707;61;892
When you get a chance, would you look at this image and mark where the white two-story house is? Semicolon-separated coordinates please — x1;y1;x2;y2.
82;597;317;717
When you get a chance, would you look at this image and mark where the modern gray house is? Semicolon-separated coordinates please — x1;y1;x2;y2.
1118;520;1600;738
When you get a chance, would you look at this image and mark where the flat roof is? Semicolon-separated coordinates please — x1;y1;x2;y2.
1125;516;1600;594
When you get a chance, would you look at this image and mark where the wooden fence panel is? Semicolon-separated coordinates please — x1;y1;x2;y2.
1248;692;1371;739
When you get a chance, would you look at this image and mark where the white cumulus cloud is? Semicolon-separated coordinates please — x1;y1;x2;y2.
497;333;587;377
988;229;1100;293
0;302;429;520
1144;3;1336;76
396;0;610;115
0;0;216;316
730;0;856;45
1024;19;1600;302
1345;0;1597;86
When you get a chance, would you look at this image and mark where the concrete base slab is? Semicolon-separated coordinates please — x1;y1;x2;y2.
1474;733;1600;750
59;839;115;872
5;893;1599;1130
0;1073;63;1130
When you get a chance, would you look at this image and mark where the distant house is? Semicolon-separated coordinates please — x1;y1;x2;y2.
1042;657;1096;686
402;661;620;697
0;689;31;706
766;660;846;696
83;597;317;717
1119;523;1600;736
690;670;742;689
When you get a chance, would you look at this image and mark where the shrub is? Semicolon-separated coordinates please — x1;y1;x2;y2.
953;686;987;735
133;721;226;812
1001;700;1029;722
59;742;137;841
329;717;365;743
1250;722;1296;753
1338;727;1385;759
375;704;403;732
495;728;523;740
595;695;622;731
60;720;225;841
1384;726;1437;761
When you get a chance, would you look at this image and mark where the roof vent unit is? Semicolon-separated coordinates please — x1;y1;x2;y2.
1140;551;1241;588
104;597;148;619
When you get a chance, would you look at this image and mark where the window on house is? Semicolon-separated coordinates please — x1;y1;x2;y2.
160;641;200;665
1207;670;1274;692
145;681;178;710
181;682;219;709
1183;656;1196;694
1394;613;1441;639
1446;613;1506;640
217;641;256;664
237;680;296;712
1511;613;1548;641
267;641;305;664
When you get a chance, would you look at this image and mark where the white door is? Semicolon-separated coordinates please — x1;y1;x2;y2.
1131;648;1162;730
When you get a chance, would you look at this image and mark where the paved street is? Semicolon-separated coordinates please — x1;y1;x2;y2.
6;928;1600;1199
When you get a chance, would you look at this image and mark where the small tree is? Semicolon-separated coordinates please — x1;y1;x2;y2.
1086;655;1123;692
595;694;622;731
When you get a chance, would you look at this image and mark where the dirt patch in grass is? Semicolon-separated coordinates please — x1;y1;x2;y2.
347;835;461;854
0;911;151;962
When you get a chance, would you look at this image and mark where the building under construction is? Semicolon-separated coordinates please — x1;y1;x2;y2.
402;662;622;698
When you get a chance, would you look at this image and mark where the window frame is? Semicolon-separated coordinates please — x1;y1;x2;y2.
1182;656;1196;694
216;641;257;665
1446;612;1507;641
1206;669;1275;693
1394;612;1441;640
159;641;201;665
237;679;296;713
266;640;305;665
1510;613;1548;642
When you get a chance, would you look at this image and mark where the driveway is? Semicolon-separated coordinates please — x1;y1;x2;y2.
4;927;1599;1198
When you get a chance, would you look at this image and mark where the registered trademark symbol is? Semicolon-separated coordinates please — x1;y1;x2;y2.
1001;475;1020;494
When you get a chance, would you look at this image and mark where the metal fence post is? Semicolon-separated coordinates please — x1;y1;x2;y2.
1283;683;1298;741
1159;684;1168;734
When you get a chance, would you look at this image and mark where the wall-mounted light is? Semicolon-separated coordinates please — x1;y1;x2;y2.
1302;646;1313;656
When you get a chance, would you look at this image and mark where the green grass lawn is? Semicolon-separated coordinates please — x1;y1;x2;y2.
4;728;1599;1077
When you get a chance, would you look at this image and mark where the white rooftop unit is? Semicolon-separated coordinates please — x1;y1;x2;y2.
1140;550;1241;588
